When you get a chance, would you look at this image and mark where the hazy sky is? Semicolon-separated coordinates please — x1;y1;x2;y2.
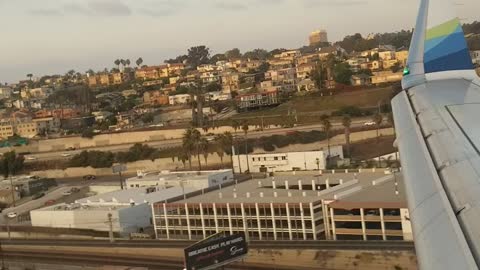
1;0;479;83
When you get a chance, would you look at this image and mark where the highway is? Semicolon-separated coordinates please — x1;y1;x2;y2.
24;119;376;163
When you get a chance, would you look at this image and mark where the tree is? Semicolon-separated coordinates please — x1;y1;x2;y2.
200;138;209;166
120;59;126;69
210;54;227;64
241;120;250;173
243;49;269;60
114;59;121;70
142;113;155;124
182;128;195;169
320;115;332;159
192;129;202;170
125;59;131;67
232;120;240;132
223;132;234;170
373;113;383;141
311;62;326;90
334;63;353;85
82;128;95;139
27;74;33;81
0;151;24;178
225;48;242;60
205;82;222;92
391;62;401;73
187;46;210;69
215;134;226;168
136;57;143;68
342;115;352;158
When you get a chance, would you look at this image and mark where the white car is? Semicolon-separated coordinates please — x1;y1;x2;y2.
61;153;71;157
26;156;37;160
7;212;17;218
62;191;72;196
364;121;376;126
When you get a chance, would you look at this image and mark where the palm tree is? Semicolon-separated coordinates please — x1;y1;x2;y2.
241;120;250;173
182;128;195;169
215;134;226;168
342;115;352;158
232;120;240;132
114;59;121;70
120;59;126;70
26;74;33;81
125;59;131;68
191;129;202;170
200;138;209;167
223;132;235;171
373;113;383;141
136;57;143;68
320;115;332;158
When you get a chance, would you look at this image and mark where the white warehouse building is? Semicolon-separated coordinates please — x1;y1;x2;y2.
232;148;343;173
30;186;198;235
125;169;234;190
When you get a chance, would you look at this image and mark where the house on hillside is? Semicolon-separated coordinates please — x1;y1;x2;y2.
350;74;372;86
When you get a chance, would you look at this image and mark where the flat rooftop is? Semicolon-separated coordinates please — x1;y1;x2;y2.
126;169;233;182
37;203;132;212
76;186;199;205
159;172;406;206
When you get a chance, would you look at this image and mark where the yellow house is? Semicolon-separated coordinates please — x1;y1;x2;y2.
371;71;403;84
395;50;409;66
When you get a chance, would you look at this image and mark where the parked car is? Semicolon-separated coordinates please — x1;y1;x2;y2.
7;212;17;218
62;191;72;196
61;153;71;157
26;156;37;160
44;200;56;206
83;175;96;180
32;192;45;200
66;147;76;151
71;187;80;193
363;121;376;126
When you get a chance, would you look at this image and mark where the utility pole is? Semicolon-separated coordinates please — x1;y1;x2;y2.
118;171;123;190
9;177;15;207
108;213;114;243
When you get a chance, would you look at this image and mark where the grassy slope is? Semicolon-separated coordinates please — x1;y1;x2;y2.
233;87;394;118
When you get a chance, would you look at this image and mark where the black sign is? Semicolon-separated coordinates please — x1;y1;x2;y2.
184;232;248;270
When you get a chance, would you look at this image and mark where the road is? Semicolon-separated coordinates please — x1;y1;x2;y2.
24;119;376;163
1;186;81;223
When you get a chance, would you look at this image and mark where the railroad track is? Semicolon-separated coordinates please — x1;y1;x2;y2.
0;239;415;251
4;251;307;270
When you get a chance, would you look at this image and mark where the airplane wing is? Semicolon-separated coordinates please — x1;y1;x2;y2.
392;0;480;269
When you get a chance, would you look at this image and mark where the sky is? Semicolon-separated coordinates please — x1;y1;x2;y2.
0;0;479;83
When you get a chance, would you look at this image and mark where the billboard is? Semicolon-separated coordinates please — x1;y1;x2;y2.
184;232;248;270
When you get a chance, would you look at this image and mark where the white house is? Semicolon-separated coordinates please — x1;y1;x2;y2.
168;94;191;105
232;148;343;173
125;169;234;190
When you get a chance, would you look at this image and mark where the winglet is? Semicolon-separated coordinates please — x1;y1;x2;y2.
402;0;476;89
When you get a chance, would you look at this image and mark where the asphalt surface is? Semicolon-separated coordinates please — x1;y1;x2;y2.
1;185;82;225
24;119;374;163
2;239;415;251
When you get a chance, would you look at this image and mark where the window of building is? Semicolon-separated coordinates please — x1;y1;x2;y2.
282;156;286;160
274;157;278;161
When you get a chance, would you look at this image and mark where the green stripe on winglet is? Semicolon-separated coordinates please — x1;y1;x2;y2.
426;18;460;40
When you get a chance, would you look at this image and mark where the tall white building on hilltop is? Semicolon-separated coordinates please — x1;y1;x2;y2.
309;30;328;46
